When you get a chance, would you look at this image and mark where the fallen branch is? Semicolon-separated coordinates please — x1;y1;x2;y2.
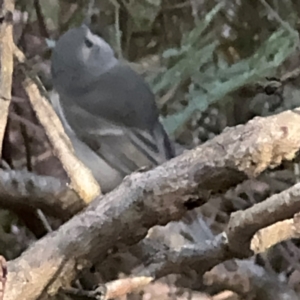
131;182;300;281
4;106;300;300
61;214;300;300
0;169;83;220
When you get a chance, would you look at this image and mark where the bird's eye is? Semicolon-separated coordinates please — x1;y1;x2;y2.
84;38;93;48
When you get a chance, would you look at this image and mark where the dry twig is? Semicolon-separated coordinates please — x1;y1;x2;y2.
204;260;298;300
226;182;300;256
62;277;153;299
0;169;83;220
0;0;14;156
13;46;101;203
0;256;7;300
251;217;300;253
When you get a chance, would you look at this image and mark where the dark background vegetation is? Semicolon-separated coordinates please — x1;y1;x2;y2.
2;0;300;299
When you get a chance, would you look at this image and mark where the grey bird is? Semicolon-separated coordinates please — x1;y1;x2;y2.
50;25;175;193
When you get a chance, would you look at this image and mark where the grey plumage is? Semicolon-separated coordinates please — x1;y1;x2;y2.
50;25;174;193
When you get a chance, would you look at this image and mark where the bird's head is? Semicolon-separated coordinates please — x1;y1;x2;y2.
51;25;117;93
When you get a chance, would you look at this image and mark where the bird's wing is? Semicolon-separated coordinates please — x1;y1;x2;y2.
60;95;160;176
64;64;175;165
70;64;159;130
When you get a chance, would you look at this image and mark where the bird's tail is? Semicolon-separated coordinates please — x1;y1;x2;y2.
153;121;175;162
